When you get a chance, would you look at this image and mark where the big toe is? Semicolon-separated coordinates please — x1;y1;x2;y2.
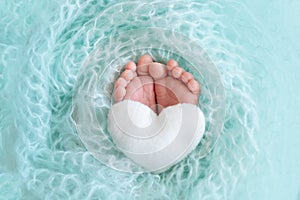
137;54;153;76
138;54;153;66
149;62;168;80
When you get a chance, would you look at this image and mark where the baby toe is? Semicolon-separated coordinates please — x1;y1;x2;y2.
187;79;201;94
137;55;153;76
121;69;135;81
125;61;137;71
114;86;126;102
114;77;127;88
137;64;149;76
181;72;194;84
171;67;184;79
166;59;178;71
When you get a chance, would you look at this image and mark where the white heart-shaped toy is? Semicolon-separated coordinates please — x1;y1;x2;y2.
108;100;205;173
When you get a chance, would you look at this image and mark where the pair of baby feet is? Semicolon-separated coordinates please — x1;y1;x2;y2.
113;55;201;114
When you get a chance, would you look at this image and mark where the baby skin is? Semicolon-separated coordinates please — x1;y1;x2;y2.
113;55;201;114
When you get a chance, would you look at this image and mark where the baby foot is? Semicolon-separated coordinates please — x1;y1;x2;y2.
113;55;156;112
150;59;200;113
114;55;200;114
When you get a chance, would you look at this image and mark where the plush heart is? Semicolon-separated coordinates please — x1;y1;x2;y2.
108;100;205;173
